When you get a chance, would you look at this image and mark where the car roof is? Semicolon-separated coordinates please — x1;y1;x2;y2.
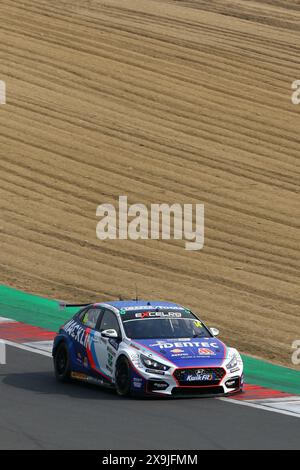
95;300;184;310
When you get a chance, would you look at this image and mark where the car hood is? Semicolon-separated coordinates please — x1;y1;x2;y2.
133;337;227;368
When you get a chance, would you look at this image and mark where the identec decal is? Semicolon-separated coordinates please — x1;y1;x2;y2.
151;341;219;349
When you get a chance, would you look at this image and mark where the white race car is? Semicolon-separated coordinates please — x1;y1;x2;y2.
53;300;244;397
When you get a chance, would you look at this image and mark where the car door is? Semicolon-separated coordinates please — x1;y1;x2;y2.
96;309;122;380
75;307;103;372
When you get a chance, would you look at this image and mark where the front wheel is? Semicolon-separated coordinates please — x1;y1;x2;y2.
115;357;131;397
54;342;71;382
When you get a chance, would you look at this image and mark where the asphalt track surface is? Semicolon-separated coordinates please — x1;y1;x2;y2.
0;346;299;450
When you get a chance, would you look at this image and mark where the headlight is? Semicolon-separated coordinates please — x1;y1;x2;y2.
140;354;170;371
226;353;239;370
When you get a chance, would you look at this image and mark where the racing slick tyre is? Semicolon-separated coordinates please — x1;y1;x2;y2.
54;342;71;382
115;357;132;397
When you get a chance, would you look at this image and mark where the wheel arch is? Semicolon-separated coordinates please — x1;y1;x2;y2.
52;334;75;358
115;353;131;371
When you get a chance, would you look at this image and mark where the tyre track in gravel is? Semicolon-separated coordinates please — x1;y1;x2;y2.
0;0;299;366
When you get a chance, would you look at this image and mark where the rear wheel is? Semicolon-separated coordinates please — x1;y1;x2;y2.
115;357;131;397
54;342;71;382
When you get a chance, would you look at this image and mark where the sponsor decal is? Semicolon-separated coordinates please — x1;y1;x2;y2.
77;352;83;363
135;311;182;319
149;380;169;391
107;352;114;368
186;370;213;382
64;322;112;380
171;348;184;354
151;341;219;349
133;382;142;389
133;377;143;389
63;320;93;349
71;372;88;381
225;379;238;388
152;382;168;389
107;346;117;357
121;305;185;312
109;338;120;351
130;353;139;360
198;348;215;356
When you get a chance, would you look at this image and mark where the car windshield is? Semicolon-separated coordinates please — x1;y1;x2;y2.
120;308;212;340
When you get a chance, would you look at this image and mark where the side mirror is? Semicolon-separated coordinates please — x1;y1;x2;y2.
210;327;220;337
101;329;118;339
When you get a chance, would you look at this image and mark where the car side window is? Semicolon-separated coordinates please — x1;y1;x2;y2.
80;308;102;330
77;308;89;323
99;309;121;337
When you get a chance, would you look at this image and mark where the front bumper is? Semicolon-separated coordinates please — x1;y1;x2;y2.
131;364;244;397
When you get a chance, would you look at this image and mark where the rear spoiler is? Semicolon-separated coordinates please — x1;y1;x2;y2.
59;302;91;310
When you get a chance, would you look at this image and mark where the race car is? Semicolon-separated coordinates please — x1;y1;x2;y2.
52;300;244;397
